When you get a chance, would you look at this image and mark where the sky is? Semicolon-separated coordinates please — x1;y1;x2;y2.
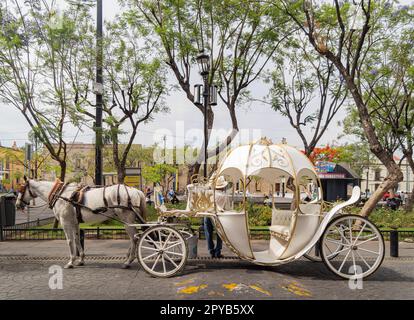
0;0;389;150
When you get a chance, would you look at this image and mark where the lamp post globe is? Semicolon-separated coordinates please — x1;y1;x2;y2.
196;51;210;76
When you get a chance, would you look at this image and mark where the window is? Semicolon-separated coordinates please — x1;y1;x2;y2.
374;169;381;181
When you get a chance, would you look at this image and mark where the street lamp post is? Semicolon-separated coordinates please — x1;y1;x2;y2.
195;51;217;179
94;0;103;186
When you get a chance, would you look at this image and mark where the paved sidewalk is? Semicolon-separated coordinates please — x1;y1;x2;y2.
1;240;413;300
1;239;414;258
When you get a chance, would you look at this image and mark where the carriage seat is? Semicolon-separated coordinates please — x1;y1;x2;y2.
270;209;294;241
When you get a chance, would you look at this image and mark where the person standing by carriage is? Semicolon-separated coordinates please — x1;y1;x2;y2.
204;176;229;259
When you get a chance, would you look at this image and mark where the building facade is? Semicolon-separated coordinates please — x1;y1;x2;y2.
360;157;414;193
0;142;25;190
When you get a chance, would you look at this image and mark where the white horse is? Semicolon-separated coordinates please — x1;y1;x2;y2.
15;178;147;269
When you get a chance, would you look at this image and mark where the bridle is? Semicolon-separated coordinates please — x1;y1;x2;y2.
18;180;37;206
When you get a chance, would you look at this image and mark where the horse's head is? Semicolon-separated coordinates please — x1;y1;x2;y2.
15;176;37;210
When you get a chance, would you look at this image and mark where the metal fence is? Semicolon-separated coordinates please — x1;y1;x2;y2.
9;217;56;230
0;227;130;241
2;226;413;241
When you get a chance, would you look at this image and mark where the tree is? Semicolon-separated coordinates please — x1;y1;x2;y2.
142;163;177;191
74;19;168;184
340;2;414;210
124;0;292;176
308;145;345;163
0;1;92;180
278;0;408;216
270;33;347;155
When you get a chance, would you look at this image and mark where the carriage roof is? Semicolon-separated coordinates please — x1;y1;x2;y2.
217;139;318;183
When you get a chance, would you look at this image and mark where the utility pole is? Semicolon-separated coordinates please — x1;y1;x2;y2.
366;153;370;194
163;135;167;164
94;0;103;186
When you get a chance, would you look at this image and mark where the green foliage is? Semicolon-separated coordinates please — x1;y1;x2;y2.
142;163;177;184
369;208;414;229
0;1;94;179
246;203;272;227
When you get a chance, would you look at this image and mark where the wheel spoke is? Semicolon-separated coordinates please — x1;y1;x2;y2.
142;251;159;261
355;235;378;246
162;232;172;249
164;253;178;268
351;250;357;275
325;238;351;247
151;254;161;271
165;250;183;257
348;219;353;243
140;246;158;251
326;246;350;259
353;222;367;244
164;241;182;251
355;249;372;269
338;249;352;273
161;255;166;274
324;242;333;255
145;236;160;249
158;230;162;248
357;247;380;255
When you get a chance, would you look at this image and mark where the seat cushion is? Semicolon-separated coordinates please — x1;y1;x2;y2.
269;225;290;241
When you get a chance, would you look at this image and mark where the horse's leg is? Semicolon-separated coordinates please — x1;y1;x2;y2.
61;222;77;269
123;225;139;268
73;224;85;266
118;209;139;269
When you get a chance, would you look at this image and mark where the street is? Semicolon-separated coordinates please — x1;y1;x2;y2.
1;240;413;300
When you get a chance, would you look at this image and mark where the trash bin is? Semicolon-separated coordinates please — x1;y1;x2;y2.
0;194;6;227
0;193;16;227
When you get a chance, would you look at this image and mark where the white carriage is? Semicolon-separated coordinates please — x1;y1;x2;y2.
135;139;385;279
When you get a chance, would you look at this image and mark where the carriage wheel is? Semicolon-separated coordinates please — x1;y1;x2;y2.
137;225;188;278
304;237;345;262
320;214;385;280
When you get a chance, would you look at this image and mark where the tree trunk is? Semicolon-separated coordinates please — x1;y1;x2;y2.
59;161;66;182
323;53;403;216
405;184;414;212
404;155;414;212
52;160;67;229
117;167;125;184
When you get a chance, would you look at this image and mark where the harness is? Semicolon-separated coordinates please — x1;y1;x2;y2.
47;179;145;224
19;180;37;206
48;180;69;209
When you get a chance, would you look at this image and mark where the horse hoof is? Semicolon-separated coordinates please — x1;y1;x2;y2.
74;261;84;266
121;264;131;269
64;264;74;269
